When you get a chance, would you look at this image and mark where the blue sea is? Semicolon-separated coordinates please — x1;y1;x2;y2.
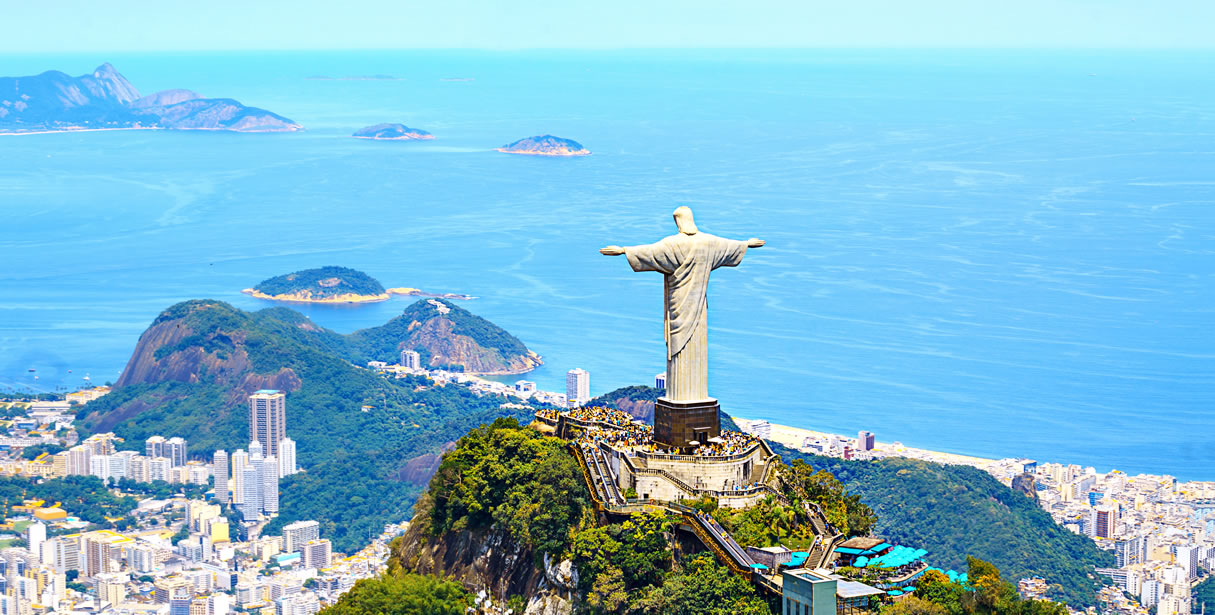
2;50;1212;479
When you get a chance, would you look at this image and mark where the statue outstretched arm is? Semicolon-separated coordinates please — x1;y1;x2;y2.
600;245;625;256
747;238;765;248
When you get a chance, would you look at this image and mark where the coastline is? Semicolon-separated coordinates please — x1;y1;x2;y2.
732;416;998;469
353;134;435;141
0;126;164;136
494;147;591;157
241;287;472;304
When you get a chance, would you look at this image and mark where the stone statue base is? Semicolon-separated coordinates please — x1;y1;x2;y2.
654;397;721;450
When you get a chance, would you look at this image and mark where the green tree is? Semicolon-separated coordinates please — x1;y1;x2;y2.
318;573;470;615
883;596;948;615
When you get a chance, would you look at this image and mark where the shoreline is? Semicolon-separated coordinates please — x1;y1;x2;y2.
733;416;1001;470
241;287;474;304
353;135;436;141
0;126;164;136
494;147;591;157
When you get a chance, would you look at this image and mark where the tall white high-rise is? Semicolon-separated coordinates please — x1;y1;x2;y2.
231;449;248;505
400;350;421;369
239;465;261;521
166;437;188;466
249;440;264;460
278;438;297;477
566;368;590;407
261;455;279;514
249;390;287;457
145;436;166;458
25;523;46;564
212;450;229;504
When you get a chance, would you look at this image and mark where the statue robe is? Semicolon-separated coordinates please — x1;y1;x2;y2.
624;232;749;402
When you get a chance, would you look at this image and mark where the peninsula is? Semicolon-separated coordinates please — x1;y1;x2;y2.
352;123;434;140
496;134;590;156
243;266;470;304
0;63;301;134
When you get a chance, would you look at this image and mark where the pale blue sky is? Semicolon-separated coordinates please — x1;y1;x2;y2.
4;0;1212;52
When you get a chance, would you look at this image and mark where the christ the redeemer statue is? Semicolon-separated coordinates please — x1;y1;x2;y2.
602;206;763;448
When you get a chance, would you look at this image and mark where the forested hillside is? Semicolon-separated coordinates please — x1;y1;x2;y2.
78;300;534;551
770;443;1113;606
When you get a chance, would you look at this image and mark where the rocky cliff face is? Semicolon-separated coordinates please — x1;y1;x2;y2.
393;496;576;615
405;316;541;375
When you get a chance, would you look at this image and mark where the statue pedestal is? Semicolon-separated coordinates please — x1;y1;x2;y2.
653;397;721;450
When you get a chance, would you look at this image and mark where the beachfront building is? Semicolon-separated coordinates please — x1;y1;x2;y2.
566;368;590;407
858;431;875;452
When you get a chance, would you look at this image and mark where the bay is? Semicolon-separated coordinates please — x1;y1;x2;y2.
1;50;1212;478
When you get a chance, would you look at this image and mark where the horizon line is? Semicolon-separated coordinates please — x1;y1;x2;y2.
4;45;1215;54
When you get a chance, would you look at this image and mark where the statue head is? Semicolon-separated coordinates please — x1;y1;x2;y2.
673;206;699;235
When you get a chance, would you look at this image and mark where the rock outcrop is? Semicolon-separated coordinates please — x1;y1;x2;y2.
393;496;576;614
349;299;542;375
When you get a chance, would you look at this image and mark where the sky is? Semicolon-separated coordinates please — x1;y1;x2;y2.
2;0;1212;52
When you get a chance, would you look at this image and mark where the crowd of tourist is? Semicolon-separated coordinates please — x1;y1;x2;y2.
534;406;760;458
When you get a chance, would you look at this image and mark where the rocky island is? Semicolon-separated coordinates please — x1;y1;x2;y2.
352;123;434;140
496;134;590;156
242;266;470;304
0;63;301;134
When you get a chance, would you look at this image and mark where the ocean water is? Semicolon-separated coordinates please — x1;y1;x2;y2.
1;50;1212;479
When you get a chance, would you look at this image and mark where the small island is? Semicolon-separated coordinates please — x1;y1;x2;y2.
243;266;470;304
496;134;590;157
352;123;435;141
0;64;301;134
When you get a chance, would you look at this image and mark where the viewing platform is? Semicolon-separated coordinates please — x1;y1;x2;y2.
534;406;781;508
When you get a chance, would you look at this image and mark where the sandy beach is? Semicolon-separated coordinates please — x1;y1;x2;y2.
732;416;998;470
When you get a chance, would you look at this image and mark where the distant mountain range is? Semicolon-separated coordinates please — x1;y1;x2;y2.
0;63;301;133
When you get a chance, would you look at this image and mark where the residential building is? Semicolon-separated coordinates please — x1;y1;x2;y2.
300;539;331;570
95;572;129;605
654;372;666;389
231;449;249;505
25;523;45;562
166;437;188;466
565;368;590;407
262;455;280;513
857;431;875;452
249;390;287;457
278;438;297;477
400;350;421;369
146;435;166;458
240;465;261;521
282;520;320;554
212;450;229;504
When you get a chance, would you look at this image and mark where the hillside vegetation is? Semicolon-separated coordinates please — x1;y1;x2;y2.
252;266;385;298
78;300;534;551
770;443;1113;606
348;299;537;373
